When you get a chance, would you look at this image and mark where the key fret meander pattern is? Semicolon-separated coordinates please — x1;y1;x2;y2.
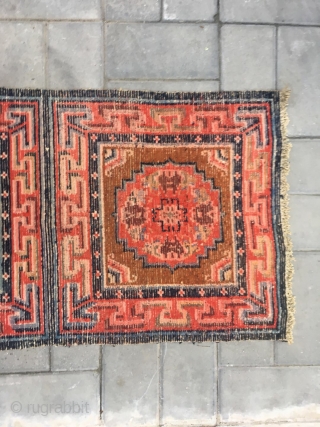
54;98;281;339
0;100;44;340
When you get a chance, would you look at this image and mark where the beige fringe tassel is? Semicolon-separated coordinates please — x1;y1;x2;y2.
280;89;295;344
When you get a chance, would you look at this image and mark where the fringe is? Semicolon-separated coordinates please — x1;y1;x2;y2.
280;89;295;344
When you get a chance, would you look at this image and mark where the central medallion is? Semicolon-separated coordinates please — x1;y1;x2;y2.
116;161;222;270
153;198;187;232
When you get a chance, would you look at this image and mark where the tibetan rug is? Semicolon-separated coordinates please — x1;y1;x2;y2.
0;89;294;349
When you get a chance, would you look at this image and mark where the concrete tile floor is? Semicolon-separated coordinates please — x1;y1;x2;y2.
0;0;319;426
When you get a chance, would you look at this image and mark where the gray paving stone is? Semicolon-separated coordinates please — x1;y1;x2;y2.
106;80;220;91
220;0;320;25
163;0;218;22
276;424;320;427
0;347;49;374
275;252;320;365
48;22;103;89
0;22;44;88
105;23;219;80
290;195;320;250
220;367;320;423
278;27;320;137
105;0;160;22
0;371;99;426
51;345;100;372
219;340;273;367
289;140;320;194
221;424;320;427
162;343;216;425
0;0;100;20
102;344;159;426
221;24;275;91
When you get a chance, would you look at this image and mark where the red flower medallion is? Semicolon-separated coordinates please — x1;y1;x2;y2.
116;161;222;270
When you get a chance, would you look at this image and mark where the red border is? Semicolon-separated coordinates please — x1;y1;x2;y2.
54;100;278;334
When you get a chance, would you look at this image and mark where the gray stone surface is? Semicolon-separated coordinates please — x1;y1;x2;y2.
105;23;219;80
290;195;320;250
48;22;103;89
0;347;49;373
220;0;320;25
0;372;100;426
0;1;320;425
163;0;218;22
278;27;320;136
105;0;161;22
221;24;275;90
234;424;320;427
106;79;220;91
220;367;320;423
162;343;217;425
51;345;100;371
0;22;44;88
222;424;320;427
289;140;320;194
275;252;320;366
0;0;100;20
102;344;159;426
219;340;273;367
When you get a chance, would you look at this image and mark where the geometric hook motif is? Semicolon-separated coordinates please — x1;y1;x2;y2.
0;89;290;349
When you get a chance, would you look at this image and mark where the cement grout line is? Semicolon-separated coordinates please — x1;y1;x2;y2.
219;21;320;28
289;193;320;196
0;18;102;22
0;18;319;27
289;136;320;140
0;369;100;376
3;362;320;376
43;22;49;89
104;19;163;24
101;0;107;89
293;249;320;252
160;0;164;22
217;0;222;91
48;345;52;372
218;365;320;369
0;18;220;24
49;368;100;373
0;17;319;27
219;22;275;30
105;20;217;24
271;340;276;366
99;0;104;21
218;421;320;426
104;77;220;81
0;370;51;376
99;345;103;421
293;249;320;253
215;343;220;425
162;19;216;23
157;343;161;427
159;342;166;427
275;25;278;90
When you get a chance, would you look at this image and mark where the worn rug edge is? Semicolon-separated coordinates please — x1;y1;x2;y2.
0;89;295;348
280;89;295;344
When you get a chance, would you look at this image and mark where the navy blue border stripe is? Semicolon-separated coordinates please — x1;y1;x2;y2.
0;92;50;349
0;88;287;348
